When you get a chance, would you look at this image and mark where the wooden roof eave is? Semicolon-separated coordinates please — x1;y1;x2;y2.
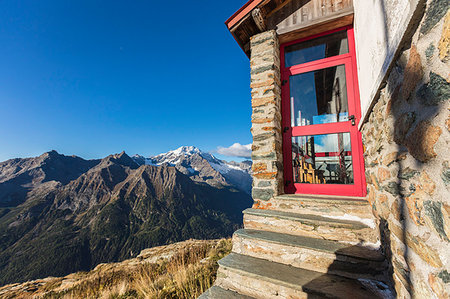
225;0;267;30
226;0;272;57
226;0;355;58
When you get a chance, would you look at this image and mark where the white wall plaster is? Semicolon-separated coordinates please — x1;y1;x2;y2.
353;0;421;127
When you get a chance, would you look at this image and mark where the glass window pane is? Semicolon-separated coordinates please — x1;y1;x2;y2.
292;133;353;184
285;31;348;67
290;64;348;127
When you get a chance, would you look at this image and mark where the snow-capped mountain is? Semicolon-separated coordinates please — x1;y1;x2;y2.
133;146;252;194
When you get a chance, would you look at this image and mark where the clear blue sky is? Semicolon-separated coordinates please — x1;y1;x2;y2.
0;0;251;162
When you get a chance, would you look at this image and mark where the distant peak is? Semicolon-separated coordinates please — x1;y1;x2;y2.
114;151;127;159
104;151;139;168
172;146;201;155
41;150;61;159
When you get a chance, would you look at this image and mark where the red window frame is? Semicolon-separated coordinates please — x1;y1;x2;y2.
280;26;366;197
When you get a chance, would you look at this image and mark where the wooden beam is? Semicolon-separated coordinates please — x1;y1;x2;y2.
252;8;267;31
278;12;354;44
266;0;294;18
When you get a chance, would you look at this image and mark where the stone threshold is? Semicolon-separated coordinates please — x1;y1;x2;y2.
243;208;370;229
275;193;369;204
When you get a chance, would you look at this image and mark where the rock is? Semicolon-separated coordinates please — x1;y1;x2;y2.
391;224;443;268
253;132;275;142
428;273;449;299
417;72;450;106
377;193;390;219
418;171;436;195
424;201;449;241
425;43;435;61
413;277;435;298
398;167;419;180
444;203;450;243
251;152;276;160
437;270;450;283
257;180;272;188
391;198;403;222
407;183;417;197
385;85;402;117
370;173;381;190
394;112;416;144
253;171;277;179
438;11;450;61
252;188;274;201
377;168;391;183
384;181;402;195
251;96;276;108
405;121;442;162
252;162;268;173
420;0;449;35
405;190;426;225
446;114;450;131
382;152;398;166
401;46;423;100
441;161;450;185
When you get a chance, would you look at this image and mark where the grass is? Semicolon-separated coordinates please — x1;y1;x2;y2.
0;239;232;299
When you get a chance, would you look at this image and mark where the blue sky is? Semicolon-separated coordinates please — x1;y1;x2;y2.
0;0;251;162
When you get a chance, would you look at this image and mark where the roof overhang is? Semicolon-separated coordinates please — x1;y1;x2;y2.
226;0;354;57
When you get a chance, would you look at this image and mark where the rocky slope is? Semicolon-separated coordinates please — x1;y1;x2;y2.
0;238;232;299
0;150;252;286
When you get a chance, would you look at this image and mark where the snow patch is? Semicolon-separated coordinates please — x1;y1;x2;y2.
360;240;381;250
209;161;247;175
322;213;376;229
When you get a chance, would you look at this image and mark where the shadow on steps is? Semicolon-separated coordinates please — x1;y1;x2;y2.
303;234;396;298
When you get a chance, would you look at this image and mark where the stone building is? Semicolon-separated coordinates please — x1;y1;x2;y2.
200;0;449;298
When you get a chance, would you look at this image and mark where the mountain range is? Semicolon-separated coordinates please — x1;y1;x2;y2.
0;146;252;285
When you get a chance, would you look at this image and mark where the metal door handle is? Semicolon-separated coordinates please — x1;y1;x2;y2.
348;115;356;126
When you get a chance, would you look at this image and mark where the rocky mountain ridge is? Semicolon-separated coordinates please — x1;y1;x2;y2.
0;148;252;286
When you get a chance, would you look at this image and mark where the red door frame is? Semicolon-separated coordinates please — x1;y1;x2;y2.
281;26;367;197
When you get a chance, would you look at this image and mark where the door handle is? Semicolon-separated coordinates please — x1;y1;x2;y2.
348;115;356;126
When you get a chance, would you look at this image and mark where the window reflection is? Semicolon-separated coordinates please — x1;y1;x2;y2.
290;65;348;127
292;133;353;184
285;30;348;67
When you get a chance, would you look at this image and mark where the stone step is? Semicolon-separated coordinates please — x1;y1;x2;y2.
243;208;379;245
198;286;255;299
215;253;383;299
232;229;386;281
265;194;374;219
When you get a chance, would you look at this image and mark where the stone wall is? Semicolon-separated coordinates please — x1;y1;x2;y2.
249;30;284;207
361;1;450;297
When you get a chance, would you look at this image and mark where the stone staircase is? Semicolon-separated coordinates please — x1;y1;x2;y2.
199;195;392;298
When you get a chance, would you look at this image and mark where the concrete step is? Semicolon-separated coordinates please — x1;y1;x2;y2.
198;286;255;299
266;194;374;219
243;208;379;245
232;229;386;281
215;253;383;299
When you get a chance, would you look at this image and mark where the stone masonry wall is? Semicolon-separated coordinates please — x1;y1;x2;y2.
249;30;284;207
361;1;450;298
